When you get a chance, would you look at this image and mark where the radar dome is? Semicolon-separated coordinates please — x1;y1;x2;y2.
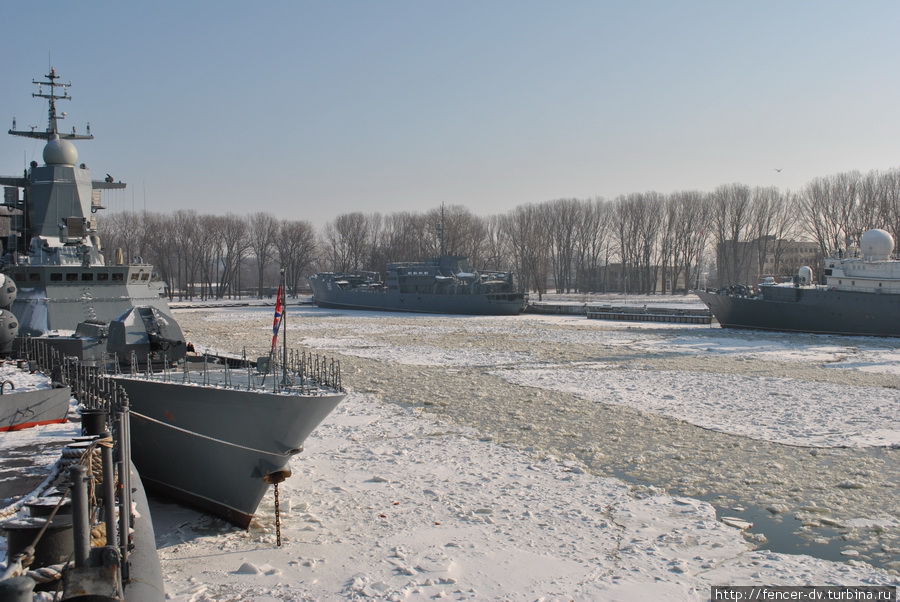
860;229;894;261
0;273;16;309
43;135;78;166
798;266;814;285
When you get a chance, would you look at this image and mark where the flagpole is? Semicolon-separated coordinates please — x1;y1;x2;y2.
281;268;287;385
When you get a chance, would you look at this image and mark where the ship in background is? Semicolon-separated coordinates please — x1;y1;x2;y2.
698;228;900;337
310;255;527;315
0;69;345;527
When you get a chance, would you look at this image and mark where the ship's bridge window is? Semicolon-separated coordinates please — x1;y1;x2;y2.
66;273;78;282
28;273;39;282
112;273;124;281
140;273;149;281
131;273;140;281
81;273;93;281
98;273;109;281
14;272;25;281
50;273;62;282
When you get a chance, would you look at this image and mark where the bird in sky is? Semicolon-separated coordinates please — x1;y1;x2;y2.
774;168;783;173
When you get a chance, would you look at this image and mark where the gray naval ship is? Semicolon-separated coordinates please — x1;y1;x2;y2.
1;69;345;527
698;228;900;337
310;255;527;315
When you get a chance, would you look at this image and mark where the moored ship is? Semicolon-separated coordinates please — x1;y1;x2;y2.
0;69;345;527
698;228;900;337
310;255;527;315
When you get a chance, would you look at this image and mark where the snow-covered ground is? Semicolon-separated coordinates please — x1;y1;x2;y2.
158;301;899;599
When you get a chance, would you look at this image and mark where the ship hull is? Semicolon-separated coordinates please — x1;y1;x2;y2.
113;376;344;527
0;386;70;432
697;287;900;337
311;284;526;315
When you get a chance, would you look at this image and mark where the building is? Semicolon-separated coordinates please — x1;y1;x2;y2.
713;236;821;288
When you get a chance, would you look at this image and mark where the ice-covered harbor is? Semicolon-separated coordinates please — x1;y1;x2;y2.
2;298;895;600
151;296;898;600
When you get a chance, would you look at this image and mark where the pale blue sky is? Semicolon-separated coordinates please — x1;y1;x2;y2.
2;1;899;225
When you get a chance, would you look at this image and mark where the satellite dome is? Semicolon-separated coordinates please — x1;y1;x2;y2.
43;135;78;166
860;229;894;261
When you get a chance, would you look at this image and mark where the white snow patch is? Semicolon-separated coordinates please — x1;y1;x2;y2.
494;365;900;448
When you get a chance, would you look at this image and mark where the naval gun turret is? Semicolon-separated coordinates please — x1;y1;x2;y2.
107;306;186;365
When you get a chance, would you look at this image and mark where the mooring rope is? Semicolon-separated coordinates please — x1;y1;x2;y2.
0;434;116;582
26;562;70;584
130;411;296;457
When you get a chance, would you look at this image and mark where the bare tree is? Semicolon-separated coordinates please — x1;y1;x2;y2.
275;220;318;296
545;199;581;293
323;212;370;272
248;212;279;298
424;205;487;265
878;169;900;246
216;214;250;298
502;204;551;299
798;171;860;255
483;214;510;271
574;198;612;292
710;183;755;286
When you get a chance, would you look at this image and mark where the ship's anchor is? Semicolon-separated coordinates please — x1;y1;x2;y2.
263;469;291;547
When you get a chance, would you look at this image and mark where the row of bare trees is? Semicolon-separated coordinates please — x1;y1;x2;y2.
98;167;900;299
101;211;316;300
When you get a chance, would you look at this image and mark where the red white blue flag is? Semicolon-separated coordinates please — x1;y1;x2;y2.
271;285;284;350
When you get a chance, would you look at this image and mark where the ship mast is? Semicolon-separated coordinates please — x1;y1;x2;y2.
8;68;93;141
438;203;446;257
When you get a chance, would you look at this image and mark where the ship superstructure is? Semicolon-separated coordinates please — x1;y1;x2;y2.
698;229;900;337
1;69;168;334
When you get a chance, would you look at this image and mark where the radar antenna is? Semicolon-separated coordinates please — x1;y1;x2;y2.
8;68;94;141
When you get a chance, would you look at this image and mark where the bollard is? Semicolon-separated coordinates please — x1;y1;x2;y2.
0;576;36;602
69;465;90;568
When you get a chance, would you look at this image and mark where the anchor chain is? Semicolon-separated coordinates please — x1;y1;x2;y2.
263;469;291;547
274;482;281;547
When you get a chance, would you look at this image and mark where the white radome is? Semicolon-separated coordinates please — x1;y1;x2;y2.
860;229;894;261
43;135;79;166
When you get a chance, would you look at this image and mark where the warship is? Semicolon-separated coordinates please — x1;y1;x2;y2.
698;228;900;337
0;69;346;527
310;255;527;315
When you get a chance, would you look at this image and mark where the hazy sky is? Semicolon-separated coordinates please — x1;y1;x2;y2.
2;1;899;226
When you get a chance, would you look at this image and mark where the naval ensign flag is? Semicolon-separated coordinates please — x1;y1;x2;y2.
271;284;284;351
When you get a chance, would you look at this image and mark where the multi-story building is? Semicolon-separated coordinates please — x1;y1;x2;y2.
713;237;821;288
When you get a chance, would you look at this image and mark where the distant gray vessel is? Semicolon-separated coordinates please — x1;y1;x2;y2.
310;255;527;315
1;69;345;527
698;229;900;337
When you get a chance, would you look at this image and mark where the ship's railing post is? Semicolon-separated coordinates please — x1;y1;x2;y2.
100;432;118;551
113;387;131;579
